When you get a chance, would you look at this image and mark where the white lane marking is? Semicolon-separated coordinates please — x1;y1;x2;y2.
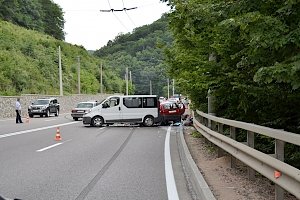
36;143;62;152
0;122;79;139
36;139;72;152
44;119;57;122
164;126;179;200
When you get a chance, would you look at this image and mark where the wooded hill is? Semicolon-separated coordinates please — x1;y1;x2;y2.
95;15;173;97
0;0;65;40
0;20;124;95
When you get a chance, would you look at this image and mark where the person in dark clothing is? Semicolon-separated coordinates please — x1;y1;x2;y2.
15;98;23;123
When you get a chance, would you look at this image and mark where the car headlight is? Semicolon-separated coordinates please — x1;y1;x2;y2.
28;105;32;109
85;109;92;114
42;105;48;110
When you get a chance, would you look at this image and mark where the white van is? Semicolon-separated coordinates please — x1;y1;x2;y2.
82;95;160;127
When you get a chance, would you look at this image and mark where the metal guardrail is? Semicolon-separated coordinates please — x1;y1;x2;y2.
193;110;300;199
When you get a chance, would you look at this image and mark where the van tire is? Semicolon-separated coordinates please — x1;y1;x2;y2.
143;116;154;127
92;116;104;127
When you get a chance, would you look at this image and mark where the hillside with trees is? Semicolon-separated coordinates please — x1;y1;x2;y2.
0;0;64;40
94;15;173;96
162;0;300;167
0;20;124;95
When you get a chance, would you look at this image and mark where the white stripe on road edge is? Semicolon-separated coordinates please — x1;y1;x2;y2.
36;139;72;152
0;122;79;139
165;126;179;200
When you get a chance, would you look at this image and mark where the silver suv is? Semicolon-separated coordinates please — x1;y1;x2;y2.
28;98;60;118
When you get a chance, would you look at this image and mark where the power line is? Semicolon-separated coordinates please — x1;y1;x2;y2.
122;0;136;27
104;0;129;31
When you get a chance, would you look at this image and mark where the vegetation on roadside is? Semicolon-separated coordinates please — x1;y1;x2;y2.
0;20;124;95
161;0;300;168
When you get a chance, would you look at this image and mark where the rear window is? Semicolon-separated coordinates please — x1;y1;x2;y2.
76;103;94;108
143;97;157;108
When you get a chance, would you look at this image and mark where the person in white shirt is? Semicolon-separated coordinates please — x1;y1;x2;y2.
15;98;23;123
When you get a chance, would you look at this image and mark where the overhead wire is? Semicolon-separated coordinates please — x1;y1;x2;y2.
107;0;129;31
122;0;136;27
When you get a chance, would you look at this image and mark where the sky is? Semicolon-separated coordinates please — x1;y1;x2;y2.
52;0;170;50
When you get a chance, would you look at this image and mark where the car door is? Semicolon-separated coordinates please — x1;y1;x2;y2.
100;97;121;122
49;100;55;113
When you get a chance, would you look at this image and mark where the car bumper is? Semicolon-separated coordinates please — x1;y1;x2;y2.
71;113;85;118
162;115;181;122
83;116;92;125
28;109;47;115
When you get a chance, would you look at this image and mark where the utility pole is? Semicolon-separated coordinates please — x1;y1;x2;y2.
77;56;80;94
126;67;128;95
150;80;152;95
129;71;132;86
58;46;63;96
172;79;175;96
100;62;103;94
167;78;170;99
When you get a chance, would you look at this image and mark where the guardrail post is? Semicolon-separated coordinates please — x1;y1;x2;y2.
247;131;255;180
217;123;225;157
275;139;285;200
230;127;236;168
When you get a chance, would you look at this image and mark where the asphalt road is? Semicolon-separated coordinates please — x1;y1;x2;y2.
0;114;193;200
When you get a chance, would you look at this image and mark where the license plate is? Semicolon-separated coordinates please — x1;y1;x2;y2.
77;110;84;113
32;110;39;112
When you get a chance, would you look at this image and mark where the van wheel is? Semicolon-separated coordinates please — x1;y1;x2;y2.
143;116;154;127
92;116;104;127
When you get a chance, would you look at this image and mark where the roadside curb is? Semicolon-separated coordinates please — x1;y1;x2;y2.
178;125;216;200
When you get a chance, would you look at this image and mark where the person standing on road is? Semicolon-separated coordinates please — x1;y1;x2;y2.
15;98;23;123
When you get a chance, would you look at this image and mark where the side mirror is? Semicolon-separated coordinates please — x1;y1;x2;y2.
102;103;108;108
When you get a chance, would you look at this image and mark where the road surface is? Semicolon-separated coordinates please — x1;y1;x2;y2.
0;114;193;200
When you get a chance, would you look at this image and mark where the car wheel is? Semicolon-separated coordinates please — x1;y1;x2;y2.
73;117;78;121
92;116;104;127
40;114;43;117
29;114;33;118
143;116;154;127
55;109;59;116
45;109;50;117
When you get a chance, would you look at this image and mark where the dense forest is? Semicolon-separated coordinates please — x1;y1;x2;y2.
0;20;124;95
0;0;64;40
95;15;173;97
162;0;300;167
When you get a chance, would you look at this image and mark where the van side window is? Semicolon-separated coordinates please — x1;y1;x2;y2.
123;97;142;108
143;97;157;108
108;97;120;107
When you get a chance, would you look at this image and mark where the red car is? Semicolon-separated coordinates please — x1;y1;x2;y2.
159;101;185;125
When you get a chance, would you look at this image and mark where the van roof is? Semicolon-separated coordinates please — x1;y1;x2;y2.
107;95;158;98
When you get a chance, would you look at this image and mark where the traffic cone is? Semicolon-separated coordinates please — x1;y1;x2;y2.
55;127;62;141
